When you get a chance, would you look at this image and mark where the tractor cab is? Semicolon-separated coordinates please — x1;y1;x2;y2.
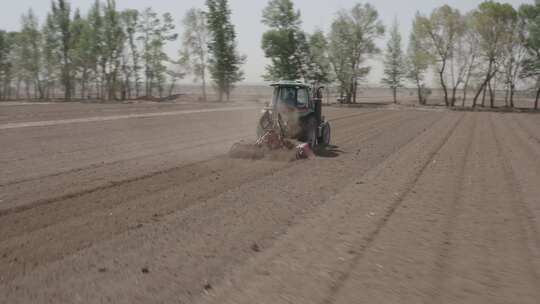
271;81;313;115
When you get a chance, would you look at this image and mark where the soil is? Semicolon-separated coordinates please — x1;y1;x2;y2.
0;102;539;303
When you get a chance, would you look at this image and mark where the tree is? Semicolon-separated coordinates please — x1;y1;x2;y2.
416;5;464;107
459;13;481;106
42;13;61;99
137;8;178;97
0;31;16;100
206;0;245;102
261;0;308;81
51;0;73;100
18;9;44;99
328;17;353;103
102;0;125;100
328;4;384;103
70;10;93;99
305;30;332;86
381;19;406;104
121;9;140;98
448;14;476;107
406;14;432;105
470;1;517;108
520;0;540;109
86;0;104;99
9;32;25;99
181;8;209;102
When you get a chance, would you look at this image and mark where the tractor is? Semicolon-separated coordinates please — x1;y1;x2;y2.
229;81;331;160
257;81;331;148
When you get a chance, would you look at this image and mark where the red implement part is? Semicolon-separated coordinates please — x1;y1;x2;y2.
295;143;315;159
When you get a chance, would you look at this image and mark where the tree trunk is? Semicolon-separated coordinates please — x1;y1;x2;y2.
504;86;509;107
95;77;100;100
112;64;120;101
130;41;140;99
439;59;449;106
481;86;487;107
347;81;353;104
509;84;515;108
451;86;458;107
38;80;44;100
353;79;358;104
16;79;21;100
473;59;495;106
25;80;31;100
101;63;107;100
349;81;354;104
52;80;56;100
201;72;207;102
415;78;424;105
81;80;86;100
45;80;50;100
145;66;151;97
168;77;177;97
535;87;540;110
217;85;223;102
488;79;494;108
63;70;71;101
393;87;397;104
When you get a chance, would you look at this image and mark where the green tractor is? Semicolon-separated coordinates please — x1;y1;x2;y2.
257;81;331;148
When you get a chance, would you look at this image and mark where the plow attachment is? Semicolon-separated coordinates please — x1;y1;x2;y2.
229;130;314;161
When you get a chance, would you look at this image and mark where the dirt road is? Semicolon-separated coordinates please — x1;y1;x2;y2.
1;102;539;303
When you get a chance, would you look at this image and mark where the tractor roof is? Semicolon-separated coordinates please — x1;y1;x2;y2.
270;80;310;88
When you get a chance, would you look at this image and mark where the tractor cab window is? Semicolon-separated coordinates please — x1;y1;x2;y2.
276;86;309;108
297;88;309;108
278;87;297;107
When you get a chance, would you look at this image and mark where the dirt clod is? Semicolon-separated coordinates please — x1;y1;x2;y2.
141;267;149;274
251;243;261;252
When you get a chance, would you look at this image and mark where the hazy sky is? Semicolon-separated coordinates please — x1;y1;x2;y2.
0;0;532;84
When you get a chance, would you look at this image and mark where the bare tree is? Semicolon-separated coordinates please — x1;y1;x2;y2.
518;1;540;109
406;15;432;105
501;16;527;108
460;16;481;106
470;2;517;108
416;5;464;106
51;0;73;100
448;18;477;107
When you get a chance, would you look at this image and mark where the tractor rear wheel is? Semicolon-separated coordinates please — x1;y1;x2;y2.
304;117;318;148
320;123;331;146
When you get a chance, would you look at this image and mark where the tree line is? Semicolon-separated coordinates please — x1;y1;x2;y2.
261;0;540;108
1;0;539;108
0;0;244;102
